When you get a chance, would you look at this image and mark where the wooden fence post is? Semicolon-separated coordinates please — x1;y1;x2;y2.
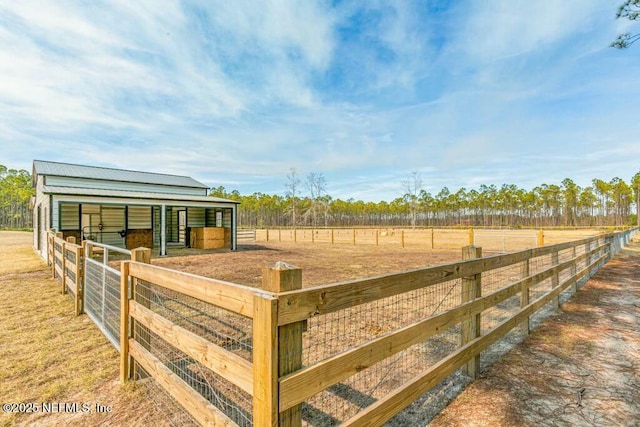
551;250;559;308
430;228;434;249
120;260;131;383
50;234;55;278
60;240;67;294
353;229;356;245
131;248;152;379
253;292;278;427
520;257;530;334
571;245;577;294
375;229;379;246
401;230;405;248
537;230;544;247
76;244;84;316
331;229;335;244
261;263;304;427
468;228;474;245
461;246;482;379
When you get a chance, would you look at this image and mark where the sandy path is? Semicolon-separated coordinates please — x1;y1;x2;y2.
430;237;640;426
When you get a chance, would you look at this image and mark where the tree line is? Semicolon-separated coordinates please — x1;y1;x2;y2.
1;164;638;231
0;165;33;229
211;170;640;229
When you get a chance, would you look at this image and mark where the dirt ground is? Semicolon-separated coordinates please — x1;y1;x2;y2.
153;242;463;287
430;237;640;427
4;231;639;426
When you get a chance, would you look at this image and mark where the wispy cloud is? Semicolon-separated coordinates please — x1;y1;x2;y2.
1;1;639;201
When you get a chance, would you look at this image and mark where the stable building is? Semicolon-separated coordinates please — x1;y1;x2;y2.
32;160;239;258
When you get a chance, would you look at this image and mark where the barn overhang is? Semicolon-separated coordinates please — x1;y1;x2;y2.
41;186;239;256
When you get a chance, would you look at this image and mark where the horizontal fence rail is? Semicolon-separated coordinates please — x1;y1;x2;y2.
268;229;636;426
254;227;608;252
50;227;638;426
47;231;84;315
121;261;258;426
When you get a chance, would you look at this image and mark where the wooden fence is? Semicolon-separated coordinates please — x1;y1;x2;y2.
253;228;605;251
48;231;84;315
117;228;637;426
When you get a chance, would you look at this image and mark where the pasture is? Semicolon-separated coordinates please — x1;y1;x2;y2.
0;231;462;426
5;228;636;426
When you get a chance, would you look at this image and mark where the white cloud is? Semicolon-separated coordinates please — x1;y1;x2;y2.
1;1;639;203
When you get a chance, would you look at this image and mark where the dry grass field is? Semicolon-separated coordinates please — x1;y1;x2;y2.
5;230;634;426
0;232;168;427
0;232;463;426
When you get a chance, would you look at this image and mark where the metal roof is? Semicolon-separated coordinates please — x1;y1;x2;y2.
33;160;209;189
42;185;239;204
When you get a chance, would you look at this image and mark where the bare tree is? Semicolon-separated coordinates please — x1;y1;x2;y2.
402;171;422;228
284;168;301;228
304;172;330;227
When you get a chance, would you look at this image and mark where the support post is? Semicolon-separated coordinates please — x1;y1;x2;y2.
131;248;152;379
75;245;84;316
120;261;131;383
468;228;474;245
571;245;577;293
551;250;559;308
60;241;66;294
353;229;356;245
375;229;379;246
331;229;335;244
253;292;278;427
537;230;544;247
51;235;56;279
520;258;530;334
401;230;405;248
430;228;434;249
46;232;50;267
461;245;482;379
160;204;167;256
261;263;303;427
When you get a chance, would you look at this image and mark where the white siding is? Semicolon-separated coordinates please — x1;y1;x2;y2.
46;176;207;196
34;175;51;259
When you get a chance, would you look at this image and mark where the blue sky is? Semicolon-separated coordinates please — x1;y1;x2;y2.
1;1;639;201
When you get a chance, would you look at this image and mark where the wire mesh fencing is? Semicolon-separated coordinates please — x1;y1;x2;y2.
132;280;254;427
84;257;122;350
294;279;463;425
282;230;638;426
63;227;634;427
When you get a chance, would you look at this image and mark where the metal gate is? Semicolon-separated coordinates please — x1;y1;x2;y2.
83;241;131;351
